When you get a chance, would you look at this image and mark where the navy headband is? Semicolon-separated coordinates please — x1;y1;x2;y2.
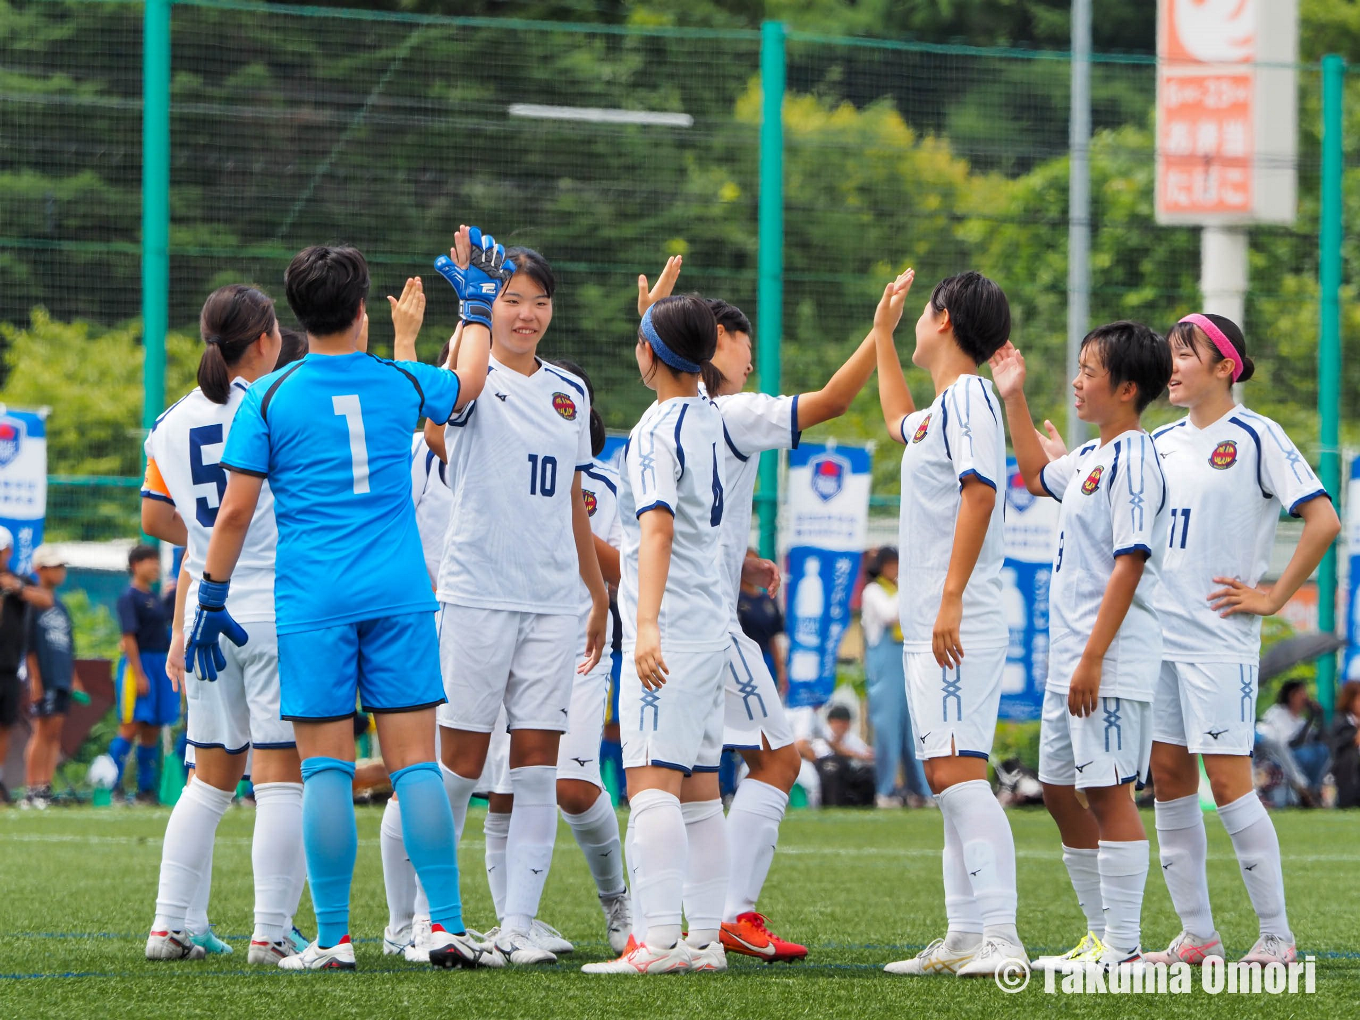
640;305;702;374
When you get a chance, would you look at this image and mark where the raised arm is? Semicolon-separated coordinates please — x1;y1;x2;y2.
989;342;1049;495
874;270;917;443
389;276;425;363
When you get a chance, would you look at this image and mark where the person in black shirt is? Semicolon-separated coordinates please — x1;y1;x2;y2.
0;526;54;804
736;549;787;695
22;545;73;808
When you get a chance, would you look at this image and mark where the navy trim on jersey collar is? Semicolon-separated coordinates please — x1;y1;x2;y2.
722;423;749;463
1079;441;1098;457
1228;415;1272;499
582;466;617;495
541;362;586;398
1153;420;1187;440
673;402;689;479
789;393;803;449
231;379;249;394
260;361;305;424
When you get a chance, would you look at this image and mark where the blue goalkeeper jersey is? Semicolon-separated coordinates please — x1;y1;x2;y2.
222;350;460;634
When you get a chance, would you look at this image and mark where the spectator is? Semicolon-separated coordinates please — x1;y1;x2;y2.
23;545;73;808
1256;679;1329;807
108;545;176;803
792;705;875;807
0;526;54;804
859;547;929;809
1328;681;1360;809
737;548;787;694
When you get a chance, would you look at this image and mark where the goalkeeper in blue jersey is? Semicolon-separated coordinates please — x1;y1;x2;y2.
188;227;510;971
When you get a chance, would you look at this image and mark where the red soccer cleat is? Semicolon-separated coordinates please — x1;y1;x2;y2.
720;912;807;962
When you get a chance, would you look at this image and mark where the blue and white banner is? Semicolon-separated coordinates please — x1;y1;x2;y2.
0;409;47;574
784;444;871;709
1000;457;1060;721
1343;456;1360;681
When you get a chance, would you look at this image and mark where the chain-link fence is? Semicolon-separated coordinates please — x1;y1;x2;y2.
1;0;1349;539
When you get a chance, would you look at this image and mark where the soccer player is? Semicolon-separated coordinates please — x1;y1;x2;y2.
876;271;1028;977
581;295;729;976
636;257;912;960
187;229;505;971
992;322;1172;972
423;244;608;966
110;545;176;802
1143;314;1338;967
141;283;309;963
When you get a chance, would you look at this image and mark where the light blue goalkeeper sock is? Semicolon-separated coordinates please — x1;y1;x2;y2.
136;744;159;793
108;735;132;787
391;761;464;934
300;756;357;948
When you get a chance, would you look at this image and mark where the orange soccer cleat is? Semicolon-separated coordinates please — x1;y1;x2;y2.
720;912;807;962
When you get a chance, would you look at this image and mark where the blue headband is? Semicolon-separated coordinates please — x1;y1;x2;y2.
640;305;702;374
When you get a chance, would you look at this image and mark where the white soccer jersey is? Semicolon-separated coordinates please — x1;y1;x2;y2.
409;432;451;588
578;456;623;655
710;389;800;621
1039;429;1169;700
896;374;1008;652
617;397;728;652
141;380;276;625
1152;406;1328;664
437;357;592;613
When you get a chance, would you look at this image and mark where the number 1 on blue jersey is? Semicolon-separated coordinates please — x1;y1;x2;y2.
332;394;370;494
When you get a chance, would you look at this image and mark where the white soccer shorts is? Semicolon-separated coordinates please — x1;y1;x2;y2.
1038;688;1152;789
435;604;575;733
904;645;1006;761
1154;660;1259;756
620;646;726;775
557;666;610;789
475;705;514;797
186;620;294;753
721;629;794;752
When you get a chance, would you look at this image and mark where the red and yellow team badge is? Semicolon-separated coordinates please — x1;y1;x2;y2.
1081;465;1104;495
583;489;598;517
552;392;577;421
1209;439;1238;470
911;413;931;444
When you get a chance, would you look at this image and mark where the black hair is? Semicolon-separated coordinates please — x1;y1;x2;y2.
128;544;158;573
827;705;852;722
642;295;718;376
284;244;370;337
928;271;1011;364
1277;679;1307;706
1079;320;1172;414
553;358;606;457
197;285;277;404
503;246;555;299
1167;313;1255;384
275;325;308;369
707;298;752;338
864;546;899;581
436;337;452;370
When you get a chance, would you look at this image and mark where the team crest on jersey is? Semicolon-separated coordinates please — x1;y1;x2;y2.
583;489;598;516
1081;465;1104;495
810;453;849;502
551;392;577;421
911;414;931;444
0;418;24;468
1209;439;1238;470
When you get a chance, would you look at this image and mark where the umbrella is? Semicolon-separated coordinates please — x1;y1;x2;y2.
1259;632;1347;682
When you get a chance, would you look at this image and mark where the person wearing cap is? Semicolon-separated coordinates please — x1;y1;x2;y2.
0;525;54;805
22;545;73;808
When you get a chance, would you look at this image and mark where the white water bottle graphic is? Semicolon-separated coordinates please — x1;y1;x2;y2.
793;556;824;647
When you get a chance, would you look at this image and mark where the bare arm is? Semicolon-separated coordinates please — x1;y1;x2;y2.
389;276;425;364
634;510;675;690
873;271;917;442
593;534;621;588
167;561;190;691
27;651;41;703
202;473;265;581
989;342;1049;495
573;472;609;674
932;479;997;667
1209;495;1343;617
141;498;188;546
1068;554;1145;717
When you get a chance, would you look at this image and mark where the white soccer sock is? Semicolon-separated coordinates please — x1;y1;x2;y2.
722;779;787;922
630;788;686;949
251;781;303;943
413;880;429;923
680;799;728;947
562;792;625;898
1061;844;1105;938
484;810;511;922
1218;792;1291;941
441;764;479;846
503;766;557;934
939;800;983;947
625;810;645;942
286;811;308;933
154;779;232;934
380;796;417;935
937;779;1018;939
1097;839;1149;954
1154;794;1215;939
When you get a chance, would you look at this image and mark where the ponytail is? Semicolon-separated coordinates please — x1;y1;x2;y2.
701;361;726;396
197;284;277;403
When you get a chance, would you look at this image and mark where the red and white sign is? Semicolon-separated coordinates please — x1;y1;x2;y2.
1156;0;1298;225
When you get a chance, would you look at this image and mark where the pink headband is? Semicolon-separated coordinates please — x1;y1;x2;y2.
1179;314;1242;382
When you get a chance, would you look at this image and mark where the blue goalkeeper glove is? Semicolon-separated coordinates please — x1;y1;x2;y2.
185;577;248;682
432;226;517;329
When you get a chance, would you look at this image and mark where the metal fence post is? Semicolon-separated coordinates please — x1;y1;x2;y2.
756;20;786;561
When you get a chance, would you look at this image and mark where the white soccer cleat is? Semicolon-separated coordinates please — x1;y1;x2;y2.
954;937;1030;978
1031;930;1103;972
600;892;633;955
581;939;693;975
247;938;297;966
1142;930;1224;966
1095;945;1143;971
382;924;413;957
884;937;977;975
403;917;434;963
145;929;207;961
530;919;574;955
1240;933;1296;965
688;941;727;973
429;925;504;969
490;929;557;966
278;936;357;971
